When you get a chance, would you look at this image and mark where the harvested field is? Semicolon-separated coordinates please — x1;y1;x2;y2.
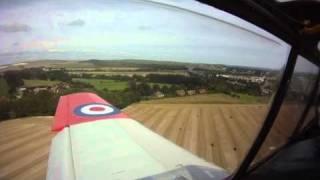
123;103;269;172
0;103;297;179
141;94;268;104
0;117;55;180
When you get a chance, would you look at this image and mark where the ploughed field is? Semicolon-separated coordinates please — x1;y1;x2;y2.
124;103;268;172
0;117;55;180
124;102;298;172
0;102;297;179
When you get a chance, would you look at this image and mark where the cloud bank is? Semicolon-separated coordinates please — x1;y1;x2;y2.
0;23;31;32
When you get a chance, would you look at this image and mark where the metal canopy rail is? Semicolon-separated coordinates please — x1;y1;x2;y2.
198;0;319;179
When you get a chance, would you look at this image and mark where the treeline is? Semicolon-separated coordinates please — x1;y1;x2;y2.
73;74;133;81
0;84;97;121
146;74;205;88
2;68;71;93
72;73;207;90
208;78;261;96
0;91;59;121
84;59;188;70
4;68;71;82
0;66;265;121
71;71;262;96
0;78;9;97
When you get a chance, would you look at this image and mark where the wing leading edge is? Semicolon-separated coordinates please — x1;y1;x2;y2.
52;92;127;131
47;93;228;180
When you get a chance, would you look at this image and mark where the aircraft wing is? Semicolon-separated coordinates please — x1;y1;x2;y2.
46;92;228;180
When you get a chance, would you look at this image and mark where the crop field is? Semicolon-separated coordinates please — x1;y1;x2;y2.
68;71;188;77
0;103;297;179
73;78;128;91
123;103;269;172
0;117;55;180
65;67;141;71
124;103;299;172
23;80;61;87
73;78;171;91
142;93;269;104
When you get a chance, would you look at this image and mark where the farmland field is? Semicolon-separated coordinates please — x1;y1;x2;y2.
0;103;297;179
73;78;171;91
142;93;269;104
73;78;128;91
23;80;61;87
0;117;54;180
68;71;188;77
123;102;298;172
123;103;269;172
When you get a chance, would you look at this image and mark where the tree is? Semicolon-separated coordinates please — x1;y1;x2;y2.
137;82;152;96
0;78;9;97
11;91;59;117
161;85;170;95
152;84;160;92
3;71;24;93
47;70;72;82
128;80;137;91
0;97;11;120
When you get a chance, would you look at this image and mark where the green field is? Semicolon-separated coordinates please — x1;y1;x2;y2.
23;79;61;87
73;78;128;91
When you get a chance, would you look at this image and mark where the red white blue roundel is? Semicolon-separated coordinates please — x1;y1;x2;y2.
74;103;120;117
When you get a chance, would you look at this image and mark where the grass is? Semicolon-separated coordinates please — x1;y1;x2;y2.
23;79;61;87
141;93;269;104
73;78;128;91
234;93;269;104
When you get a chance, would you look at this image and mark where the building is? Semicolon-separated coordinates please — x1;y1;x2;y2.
176;90;186;96
153;91;165;98
51;83;70;94
33;86;50;94
17;82;70;98
198;89;207;94
187;90;196;96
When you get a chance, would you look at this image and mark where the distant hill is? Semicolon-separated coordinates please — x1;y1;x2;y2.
0;59;275;72
0;59;225;71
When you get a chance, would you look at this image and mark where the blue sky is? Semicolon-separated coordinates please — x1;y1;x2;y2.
0;0;290;69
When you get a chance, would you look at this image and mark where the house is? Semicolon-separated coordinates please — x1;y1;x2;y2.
153;91;165;98
260;80;273;96
33;86;51;94
17;87;27;93
17;82;70;98
51;83;70;94
198;89;207;94
187;90;196;96
16;87;27;99
17;86;50;96
176;90;185;96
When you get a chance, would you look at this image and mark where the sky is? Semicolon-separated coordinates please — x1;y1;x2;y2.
0;0;291;69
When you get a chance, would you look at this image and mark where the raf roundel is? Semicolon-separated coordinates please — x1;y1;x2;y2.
74;103;120;117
